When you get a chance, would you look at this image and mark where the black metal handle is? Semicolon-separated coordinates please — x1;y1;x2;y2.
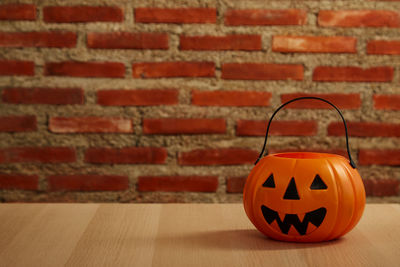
254;96;356;168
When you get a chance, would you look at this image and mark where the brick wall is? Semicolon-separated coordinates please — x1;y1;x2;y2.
0;0;399;203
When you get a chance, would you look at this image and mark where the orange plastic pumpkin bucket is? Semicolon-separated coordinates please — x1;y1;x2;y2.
243;97;366;242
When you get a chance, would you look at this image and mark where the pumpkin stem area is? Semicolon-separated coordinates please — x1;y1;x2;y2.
272;152;338;159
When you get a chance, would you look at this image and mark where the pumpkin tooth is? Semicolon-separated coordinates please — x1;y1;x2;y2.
306;223;318;234
270;220;281;232
261;205;277;224
288;226;300;236
278;212;286;222
297;212;306;222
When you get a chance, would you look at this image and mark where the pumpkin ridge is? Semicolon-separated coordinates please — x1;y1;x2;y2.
292;158;299;200
338;162;365;237
324;158;342;240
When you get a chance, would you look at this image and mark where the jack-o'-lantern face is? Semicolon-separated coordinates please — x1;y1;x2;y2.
259;173;328;236
243;152;366;242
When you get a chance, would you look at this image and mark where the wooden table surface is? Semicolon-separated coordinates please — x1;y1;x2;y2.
0;203;399;267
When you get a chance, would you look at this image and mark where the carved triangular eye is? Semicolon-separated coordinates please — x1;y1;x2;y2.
262;174;275;188
310;174;327;190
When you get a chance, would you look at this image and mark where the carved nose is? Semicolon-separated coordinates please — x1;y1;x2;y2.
283;177;300;200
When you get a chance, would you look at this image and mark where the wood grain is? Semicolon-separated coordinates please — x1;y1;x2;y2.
0;204;398;267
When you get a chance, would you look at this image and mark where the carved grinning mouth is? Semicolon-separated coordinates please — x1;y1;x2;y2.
261;205;327;236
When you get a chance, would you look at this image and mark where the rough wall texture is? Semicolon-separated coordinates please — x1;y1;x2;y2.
0;0;399;203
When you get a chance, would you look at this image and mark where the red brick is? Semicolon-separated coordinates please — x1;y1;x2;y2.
0;174;38;190
97;89;178;106
225;9;307;26
178;148;258;165
87;32;168;49
272;36;357;53
328;122;400;137
359;149;400;166
374;94;400;110
313;66;393;82
85;147;167;164
132;62;215;78
236;120;317;136
0;60;34;76
226;177;246;193
367;40;400;55
138;176;218;192
43;6;123;23
318;10;400;28
45;61;125;78
0;32;76;48
49;117;133;133
0;147;76;163
135;8;216;24
2;87;84;105
222;63;303;81
0;116;37;132
143;118;226;135
363;179;400;197
0;4;36;20
180;35;261;51
192;90;271;107
48;174;129;191
280;93;361;109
